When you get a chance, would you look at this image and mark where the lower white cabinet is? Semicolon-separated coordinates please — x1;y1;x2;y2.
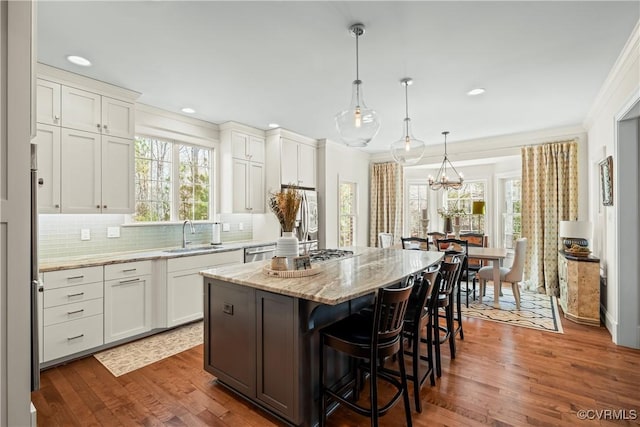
166;250;243;328
41;266;104;362
104;261;152;343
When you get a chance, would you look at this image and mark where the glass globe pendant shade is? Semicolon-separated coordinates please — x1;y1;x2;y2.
335;79;381;147
390;118;425;165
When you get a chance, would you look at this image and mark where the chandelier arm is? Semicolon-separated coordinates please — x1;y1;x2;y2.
445;156;463;180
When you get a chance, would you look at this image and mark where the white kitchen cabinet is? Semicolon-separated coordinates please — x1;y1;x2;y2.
41;266;104;362
33;123;61;213
281;138;316;188
166;250;243;328
60;128;134;214
232;131;265;163
61;86;134;139
220;122;266;213
104;261;152;343
36;79;61;126
231;159;265;213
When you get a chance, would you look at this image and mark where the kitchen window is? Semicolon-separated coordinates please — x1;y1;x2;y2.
339;181;357;247
134;136;212;222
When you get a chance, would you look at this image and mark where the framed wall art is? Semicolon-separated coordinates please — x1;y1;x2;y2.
599;155;613;206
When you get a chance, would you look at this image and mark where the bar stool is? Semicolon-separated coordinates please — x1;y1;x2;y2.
432;259;462;378
400;265;441;413
319;282;414;427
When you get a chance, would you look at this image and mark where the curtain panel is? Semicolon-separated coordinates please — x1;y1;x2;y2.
521;140;578;296
369;162;404;247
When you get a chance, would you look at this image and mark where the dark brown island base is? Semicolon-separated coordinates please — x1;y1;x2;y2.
200;246;444;426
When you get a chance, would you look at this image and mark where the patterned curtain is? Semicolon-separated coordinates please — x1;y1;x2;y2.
369;162;404;247
521;140;578;296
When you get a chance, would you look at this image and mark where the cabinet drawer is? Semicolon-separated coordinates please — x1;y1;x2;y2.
43;298;103;327
104;260;152;281
43;314;103;362
167;250;243;273
44;281;103;308
43;266;103;290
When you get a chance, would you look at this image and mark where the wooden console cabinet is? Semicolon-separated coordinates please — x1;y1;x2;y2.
558;251;600;326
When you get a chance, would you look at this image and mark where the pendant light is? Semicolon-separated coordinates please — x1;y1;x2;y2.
428;131;464;190
390;78;425;165
335;23;380;147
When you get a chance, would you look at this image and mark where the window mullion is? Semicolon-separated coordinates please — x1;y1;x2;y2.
171;142;179;221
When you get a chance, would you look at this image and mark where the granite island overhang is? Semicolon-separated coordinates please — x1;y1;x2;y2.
200;246;443;426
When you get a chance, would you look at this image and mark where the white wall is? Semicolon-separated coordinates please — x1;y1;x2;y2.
584;20;640;347
317;139;370;249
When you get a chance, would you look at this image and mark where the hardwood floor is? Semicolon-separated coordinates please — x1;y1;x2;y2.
32;315;640;426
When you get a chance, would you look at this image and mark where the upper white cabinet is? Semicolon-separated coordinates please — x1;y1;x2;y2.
281;137;316;188
35;64;140;214
61;86;134;139
36;79;61;126
220;122;266;213
60;129;134;214
266;129;318;190
33;123;61;213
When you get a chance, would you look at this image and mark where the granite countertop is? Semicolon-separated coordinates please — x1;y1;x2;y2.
200;247;444;305
39;239;278;272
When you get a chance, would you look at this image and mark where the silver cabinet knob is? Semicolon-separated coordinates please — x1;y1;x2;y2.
54;115;59;122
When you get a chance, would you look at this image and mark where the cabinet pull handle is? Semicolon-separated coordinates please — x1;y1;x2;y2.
67;334;84;341
122;268;137;273
96;205;101;209
38;178;44;185
67;275;84;280
103;205;107;209
118;278;141;285
67;309;84;315
67;292;84;298
96;123;101;129
103;124;108;131
55;204;60;208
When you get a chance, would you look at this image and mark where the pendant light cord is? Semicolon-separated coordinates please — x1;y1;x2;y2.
404;82;410;136
354;30;360;103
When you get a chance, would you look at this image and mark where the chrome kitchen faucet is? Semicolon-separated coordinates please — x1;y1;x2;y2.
182;220;195;248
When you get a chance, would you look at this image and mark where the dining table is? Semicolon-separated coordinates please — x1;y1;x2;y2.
393;243;508;308
467;246;508;308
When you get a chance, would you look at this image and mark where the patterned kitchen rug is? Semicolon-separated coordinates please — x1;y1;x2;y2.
94;320;203;377
461;287;563;333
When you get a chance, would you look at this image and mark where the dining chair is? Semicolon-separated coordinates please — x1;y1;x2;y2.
401;236;429;250
478;238;527;309
378;232;394;248
458;232;487;306
427;232;446;248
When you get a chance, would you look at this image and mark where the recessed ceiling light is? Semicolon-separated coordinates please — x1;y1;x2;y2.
66;55;91;67
268;123;280;128
467;88;486;96
181;107;196;114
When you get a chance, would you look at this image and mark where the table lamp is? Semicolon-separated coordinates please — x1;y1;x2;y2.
472;201;485;233
559;220;592;250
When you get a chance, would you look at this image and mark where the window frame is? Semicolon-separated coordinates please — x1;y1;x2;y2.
442;180;487;233
338;180;358;247
405;181;429;238
132;133;215;223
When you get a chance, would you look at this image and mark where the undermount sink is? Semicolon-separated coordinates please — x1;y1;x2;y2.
163;245;225;254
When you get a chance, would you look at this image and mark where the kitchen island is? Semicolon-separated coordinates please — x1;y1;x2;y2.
200;247;443;426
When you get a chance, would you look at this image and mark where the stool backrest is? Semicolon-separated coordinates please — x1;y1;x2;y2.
401;236;429;250
438;259;462;298
372;282;413;345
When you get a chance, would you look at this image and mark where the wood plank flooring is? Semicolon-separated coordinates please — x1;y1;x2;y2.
32;315;640;426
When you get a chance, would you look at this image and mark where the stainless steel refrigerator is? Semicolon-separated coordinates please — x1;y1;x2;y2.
30;143;40;391
296;189;318;243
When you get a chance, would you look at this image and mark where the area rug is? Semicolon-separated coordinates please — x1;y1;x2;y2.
94;321;203;377
461;287;563;333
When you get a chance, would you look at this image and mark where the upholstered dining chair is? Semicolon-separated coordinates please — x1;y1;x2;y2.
478;238;527;309
378;232;394;248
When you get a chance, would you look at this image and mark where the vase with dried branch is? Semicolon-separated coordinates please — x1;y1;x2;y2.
269;187;302;262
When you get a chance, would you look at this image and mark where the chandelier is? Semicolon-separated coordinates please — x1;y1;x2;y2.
390;78;425;165
428;131;464;190
335;23;380;147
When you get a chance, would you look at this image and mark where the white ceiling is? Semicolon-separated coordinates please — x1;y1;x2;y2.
37;1;639;154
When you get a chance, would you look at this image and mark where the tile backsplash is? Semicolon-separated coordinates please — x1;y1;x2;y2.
39;213;253;260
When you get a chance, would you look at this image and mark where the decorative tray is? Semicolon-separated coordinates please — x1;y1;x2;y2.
565;248;591;257
262;265;322;278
